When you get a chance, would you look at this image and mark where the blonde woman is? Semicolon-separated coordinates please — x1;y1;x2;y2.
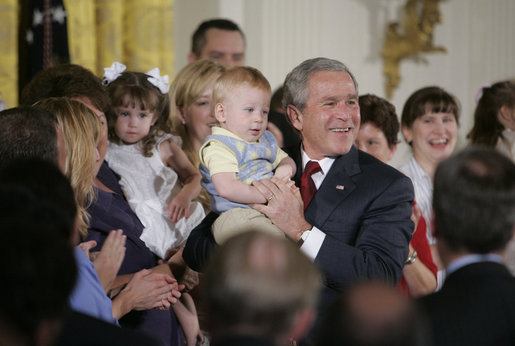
167;59;226;211
36;97;102;238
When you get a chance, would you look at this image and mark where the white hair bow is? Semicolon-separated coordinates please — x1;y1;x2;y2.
102;62;126;85
146;68;170;94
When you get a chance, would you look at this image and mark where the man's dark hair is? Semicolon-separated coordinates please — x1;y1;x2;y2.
21;63;110;114
0;185;76;344
191;18;245;57
433;146;515;253
0;159;77;344
0;106;58;169
0;159;77;239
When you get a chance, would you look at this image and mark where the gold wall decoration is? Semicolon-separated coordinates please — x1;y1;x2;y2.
381;0;447;99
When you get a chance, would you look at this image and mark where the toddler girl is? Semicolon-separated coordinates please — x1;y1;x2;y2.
103;62;205;259
104;63;205;345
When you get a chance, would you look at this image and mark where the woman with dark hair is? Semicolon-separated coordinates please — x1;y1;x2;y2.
400;86;460;289
468;80;515;160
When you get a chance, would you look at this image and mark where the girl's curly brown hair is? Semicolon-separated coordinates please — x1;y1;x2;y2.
106;71;170;157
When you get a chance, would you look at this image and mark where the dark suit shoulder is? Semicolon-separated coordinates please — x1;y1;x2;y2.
357;149;407;180
418;262;515;346
350;149;414;198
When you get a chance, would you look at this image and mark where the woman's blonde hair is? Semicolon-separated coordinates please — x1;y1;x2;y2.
36;97;102;238
167;60;225;210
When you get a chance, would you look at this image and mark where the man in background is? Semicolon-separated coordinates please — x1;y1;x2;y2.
203;231;321;346
188;18;245;68
317;281;431;346
419;146;515;346
0;181;76;346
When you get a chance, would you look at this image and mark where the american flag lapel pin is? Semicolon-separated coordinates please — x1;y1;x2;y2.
336;184;345;190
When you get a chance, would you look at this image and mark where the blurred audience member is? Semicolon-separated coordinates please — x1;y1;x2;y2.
419;146;515;346
0;184;76;346
203;231;322;346
268;86;301;149
468;80;515;160
468;81;515;274
0;105;65;171
188;19;245;68
317;281;431;346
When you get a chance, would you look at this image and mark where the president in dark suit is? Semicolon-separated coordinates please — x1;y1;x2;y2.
418;146;515;346
184;57;414;343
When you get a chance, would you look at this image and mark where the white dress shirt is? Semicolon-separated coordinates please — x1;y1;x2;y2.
298;149;335;260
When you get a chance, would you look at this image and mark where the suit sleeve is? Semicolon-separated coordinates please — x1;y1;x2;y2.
314;174;414;291
183;211;219;272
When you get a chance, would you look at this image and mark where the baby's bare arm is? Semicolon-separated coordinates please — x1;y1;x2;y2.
161;140;202;221
212;172;267;204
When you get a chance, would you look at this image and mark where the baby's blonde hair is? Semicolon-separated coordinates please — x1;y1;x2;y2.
212;66;271;113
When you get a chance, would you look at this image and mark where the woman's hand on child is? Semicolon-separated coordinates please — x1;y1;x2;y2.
168;195;191;223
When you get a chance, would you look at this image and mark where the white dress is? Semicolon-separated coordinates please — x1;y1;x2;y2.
106;134;205;259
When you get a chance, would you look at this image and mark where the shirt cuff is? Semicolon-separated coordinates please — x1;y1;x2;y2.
299;226;325;261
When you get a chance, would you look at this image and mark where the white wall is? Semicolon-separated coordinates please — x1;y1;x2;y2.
174;0;515;167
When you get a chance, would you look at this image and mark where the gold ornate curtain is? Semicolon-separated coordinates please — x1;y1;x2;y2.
0;0;19;108
0;0;174;108
65;0;174;77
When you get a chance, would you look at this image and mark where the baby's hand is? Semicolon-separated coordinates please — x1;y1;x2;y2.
168;195;191;223
273;165;293;181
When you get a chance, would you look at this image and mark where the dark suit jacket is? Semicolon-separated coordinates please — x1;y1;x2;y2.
289;145;414;344
184;146;413;279
54;310;161;346
289;145;413;291
184;145;414;343
419;261;515;346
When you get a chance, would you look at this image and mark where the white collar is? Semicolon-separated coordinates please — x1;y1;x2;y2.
301;147;335;174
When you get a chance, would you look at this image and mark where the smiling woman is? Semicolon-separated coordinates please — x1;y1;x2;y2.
399;86;460;287
400;86;459;234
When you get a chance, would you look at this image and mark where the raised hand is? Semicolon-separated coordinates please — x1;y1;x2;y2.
92;229;126;293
